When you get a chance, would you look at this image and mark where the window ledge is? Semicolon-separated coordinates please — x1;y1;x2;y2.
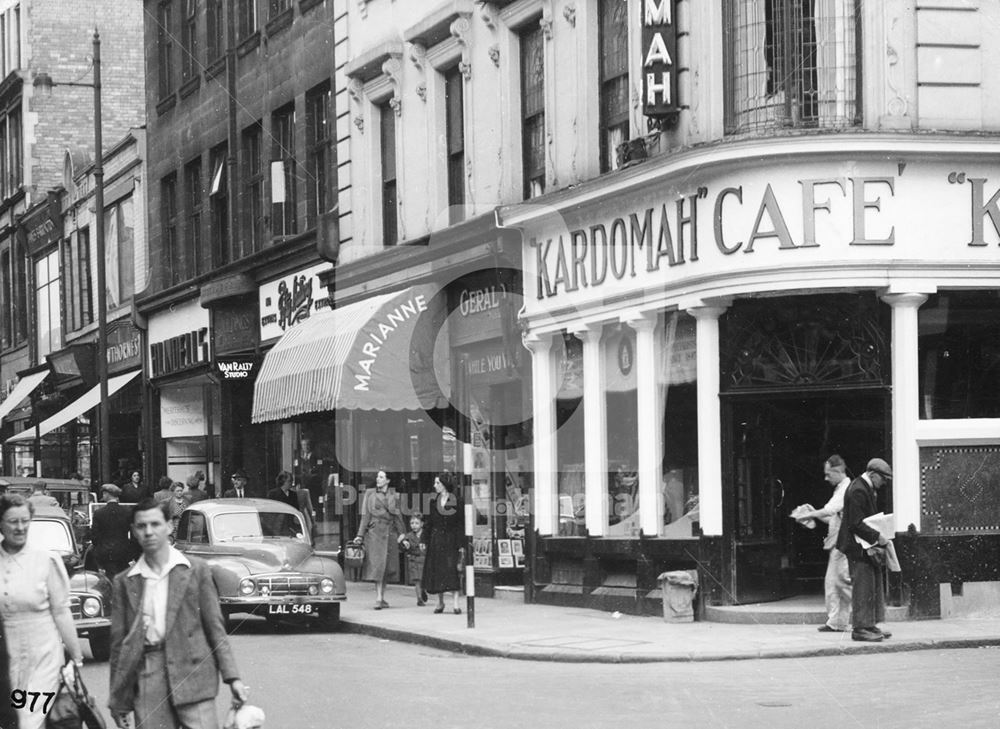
237;31;261;58
178;74;201;100
206;55;226;80
156;94;177;116
299;0;323;13
266;8;293;37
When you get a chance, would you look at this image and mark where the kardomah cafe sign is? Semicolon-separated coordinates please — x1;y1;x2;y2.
523;158;1000;314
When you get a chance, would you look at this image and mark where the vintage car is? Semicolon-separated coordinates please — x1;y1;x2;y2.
173;498;346;630
1;476;97;543
27;506;113;661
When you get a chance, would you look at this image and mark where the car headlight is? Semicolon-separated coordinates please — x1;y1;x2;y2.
238;578;256;596
308;584;319;595
320;578;334;594
82;597;101;617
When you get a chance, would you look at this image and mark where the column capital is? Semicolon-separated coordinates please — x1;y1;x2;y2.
686;305;728;321
570;322;604;343
881;292;929;309
623;311;658;333
522;331;554;355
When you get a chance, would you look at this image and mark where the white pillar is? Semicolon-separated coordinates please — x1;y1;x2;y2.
882;292;928;533
524;333;558;536
575;324;608;536
687;305;728;537
626;313;662;537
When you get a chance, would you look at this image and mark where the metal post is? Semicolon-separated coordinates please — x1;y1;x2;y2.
93;29;110;484
457;355;475;628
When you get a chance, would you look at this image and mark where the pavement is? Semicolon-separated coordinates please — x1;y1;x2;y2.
339;583;1000;663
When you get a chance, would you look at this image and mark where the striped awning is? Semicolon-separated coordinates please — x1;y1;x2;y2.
252;285;449;423
0;370;49;424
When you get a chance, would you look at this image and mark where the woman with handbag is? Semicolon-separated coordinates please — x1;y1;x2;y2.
0;494;85;729
352;471;406;609
421;473;464;615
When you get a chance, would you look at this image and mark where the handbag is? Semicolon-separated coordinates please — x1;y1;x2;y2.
46;663;107;729
344;540;366;569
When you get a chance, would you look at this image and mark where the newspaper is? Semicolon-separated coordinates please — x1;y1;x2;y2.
855;512;901;572
790;504;816;529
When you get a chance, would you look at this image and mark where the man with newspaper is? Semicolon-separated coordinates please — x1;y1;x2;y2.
836;457;894;642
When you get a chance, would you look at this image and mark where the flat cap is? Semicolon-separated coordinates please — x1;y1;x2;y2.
866;458;892;479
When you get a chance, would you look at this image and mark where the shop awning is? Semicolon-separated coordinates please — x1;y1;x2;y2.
252;284;449;423
0;370;49;424
6;370;141;443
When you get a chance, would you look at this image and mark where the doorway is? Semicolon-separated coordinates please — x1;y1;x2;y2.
724;390;888;604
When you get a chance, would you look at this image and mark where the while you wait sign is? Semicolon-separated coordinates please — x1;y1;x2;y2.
642;0;677;118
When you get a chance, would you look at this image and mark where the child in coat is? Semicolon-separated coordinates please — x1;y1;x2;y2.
401;514;428;605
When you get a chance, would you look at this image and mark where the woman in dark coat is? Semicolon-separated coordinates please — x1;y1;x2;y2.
421;472;464;614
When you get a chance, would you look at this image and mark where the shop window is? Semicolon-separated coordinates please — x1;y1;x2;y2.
271;104;297;237
161;173;179;286
241;122;264;254
181;0;197;82
305;83;331;229
207;0;225;63
555;333;585;535
723;0;860;134
34;249;60;359
209;143;230;267
104;196;136;309
379;101;397;246
444;67;465;222
598;0;629;173
605;324;639;536
919;291;1000;419
157;1;174;98
519;24;545;199
184;157;203;279
659;313;699;537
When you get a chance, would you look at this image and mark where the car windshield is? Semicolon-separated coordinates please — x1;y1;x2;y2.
212;512;307;543
27;520;74;554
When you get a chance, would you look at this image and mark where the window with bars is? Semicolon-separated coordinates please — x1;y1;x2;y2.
207;0;225;62
444;68;465;223
305;83;331;229
242;123;264;254
271;105;297;237
181;0;198;81
723;0;860;134
162;174;179;286
599;0;630;173
209;143;230;267
184;158;203;279
237;0;257;40
519;25;545;199
379;102;397;246
157;1;174;97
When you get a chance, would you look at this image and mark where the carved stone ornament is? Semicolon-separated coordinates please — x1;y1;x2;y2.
480;2;498;32
389;96;402;116
353;115;364;132
410;42;428;71
416;82;427;102
347;78;365;106
563;4;576;27
540;15;553;39
459;61;472;80
488;44;500;67
357;0;369;19
450;17;471;48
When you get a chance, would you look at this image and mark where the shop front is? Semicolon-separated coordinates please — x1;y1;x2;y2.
146;299;219;490
508;136;1000;617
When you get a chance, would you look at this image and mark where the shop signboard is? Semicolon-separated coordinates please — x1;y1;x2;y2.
160;386;206;438
105;320;142;375
147;299;211;379
258;263;333;342
214;300;258;355
641;0;677;119
215;357;258;382
522;158;1000;318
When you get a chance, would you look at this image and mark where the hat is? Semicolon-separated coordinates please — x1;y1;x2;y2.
866;458;892;480
101;483;122;497
232;468;248;479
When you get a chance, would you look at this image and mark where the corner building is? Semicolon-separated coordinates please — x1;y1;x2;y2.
499;0;1000;618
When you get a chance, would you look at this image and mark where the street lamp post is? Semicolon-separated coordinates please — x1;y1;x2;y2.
34;29;109;483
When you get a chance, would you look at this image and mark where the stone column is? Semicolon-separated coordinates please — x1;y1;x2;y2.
524;333;558;536
626;313;662;537
575;324;608;536
686;305;728;537
882;292;928;532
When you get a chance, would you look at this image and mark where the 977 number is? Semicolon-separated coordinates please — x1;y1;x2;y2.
11;690;56;713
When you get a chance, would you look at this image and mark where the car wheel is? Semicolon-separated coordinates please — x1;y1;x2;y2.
316;604;340;632
89;628;111;662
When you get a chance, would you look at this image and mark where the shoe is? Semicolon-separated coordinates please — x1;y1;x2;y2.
851;629;883;642
417;599;426;606
379;600;389;608
453;608;462;615
374;603;382;611
817;625;845;633
877;629;892;639
433;605;444;614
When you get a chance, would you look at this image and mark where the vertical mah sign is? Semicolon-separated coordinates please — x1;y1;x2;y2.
642;0;677;118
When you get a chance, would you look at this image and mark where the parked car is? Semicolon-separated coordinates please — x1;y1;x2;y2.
26;506;113;661
1;476;97;544
173;498;346;630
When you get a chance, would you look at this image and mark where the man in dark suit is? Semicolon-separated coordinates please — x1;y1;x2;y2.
90;484;140;577
109;499;249;728
836;457;893;643
266;471;299;510
222;469;250;498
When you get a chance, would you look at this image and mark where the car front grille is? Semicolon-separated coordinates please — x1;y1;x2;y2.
255;574;321;596
69;596;82;620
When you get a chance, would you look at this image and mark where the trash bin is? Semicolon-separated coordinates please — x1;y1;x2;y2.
658;570;698;623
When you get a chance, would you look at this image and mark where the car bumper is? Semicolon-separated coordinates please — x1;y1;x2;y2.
74;617;112;633
219;595;346;606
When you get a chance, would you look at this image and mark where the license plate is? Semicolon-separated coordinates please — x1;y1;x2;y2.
267;603;316;616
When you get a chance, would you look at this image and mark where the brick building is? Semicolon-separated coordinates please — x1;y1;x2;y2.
0;0;145;481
